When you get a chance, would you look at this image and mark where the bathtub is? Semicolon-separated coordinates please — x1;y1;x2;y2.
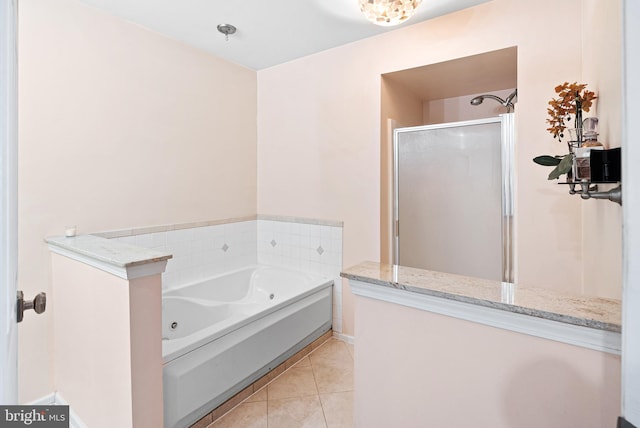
162;265;333;428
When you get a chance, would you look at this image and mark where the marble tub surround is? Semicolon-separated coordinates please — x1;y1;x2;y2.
341;261;621;333
257;214;343;227
93;214;342;239
46;234;172;279
94;215;258;239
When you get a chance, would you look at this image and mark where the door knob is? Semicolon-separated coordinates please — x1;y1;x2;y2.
17;291;46;323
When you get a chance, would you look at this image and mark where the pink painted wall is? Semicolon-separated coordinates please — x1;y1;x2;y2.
354;295;621;427
580;0;623;298
257;0;591;336
51;254;163;428
129;275;164;428
18;0;256;402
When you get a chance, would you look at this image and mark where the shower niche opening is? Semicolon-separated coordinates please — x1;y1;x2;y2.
380;47;518;283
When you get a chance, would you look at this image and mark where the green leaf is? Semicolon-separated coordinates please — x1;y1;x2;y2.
533;155;562;166
548;154;573;180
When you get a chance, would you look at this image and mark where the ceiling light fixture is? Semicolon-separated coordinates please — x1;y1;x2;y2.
359;0;423;26
217;24;236;42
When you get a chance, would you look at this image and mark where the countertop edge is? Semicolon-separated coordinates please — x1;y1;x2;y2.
341;270;621;334
46;235;172;269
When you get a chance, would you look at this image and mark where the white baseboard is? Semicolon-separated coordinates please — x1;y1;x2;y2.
28;392;56;405
333;331;354;344
28;392;87;428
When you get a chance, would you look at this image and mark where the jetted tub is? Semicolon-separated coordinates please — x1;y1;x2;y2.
162;265;333;428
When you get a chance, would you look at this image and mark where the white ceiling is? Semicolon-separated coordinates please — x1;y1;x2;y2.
76;0;490;70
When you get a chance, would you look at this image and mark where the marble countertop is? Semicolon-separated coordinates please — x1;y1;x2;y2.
341;261;621;333
46;234;172;268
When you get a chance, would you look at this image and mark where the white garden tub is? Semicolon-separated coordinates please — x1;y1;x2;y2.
162;265;333;428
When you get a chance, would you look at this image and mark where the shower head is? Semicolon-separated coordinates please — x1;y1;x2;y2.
470;89;517;112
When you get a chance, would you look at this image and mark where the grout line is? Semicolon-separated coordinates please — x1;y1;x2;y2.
202;332;334;427
309;348;329;428
266;389;269;428
264;336;329;392
318;393;329;428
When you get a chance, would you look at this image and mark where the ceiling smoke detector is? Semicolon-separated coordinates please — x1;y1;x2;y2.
217;24;236;41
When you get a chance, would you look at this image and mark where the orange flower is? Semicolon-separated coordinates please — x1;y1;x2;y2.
546;81;597;142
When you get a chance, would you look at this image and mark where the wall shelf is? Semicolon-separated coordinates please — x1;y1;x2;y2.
558;180;622;205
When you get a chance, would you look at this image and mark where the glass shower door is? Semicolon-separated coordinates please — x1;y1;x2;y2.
393;115;514;283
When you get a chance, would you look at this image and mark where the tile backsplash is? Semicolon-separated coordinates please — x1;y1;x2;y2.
110;217;344;332
113;220;257;289
257;219;343;332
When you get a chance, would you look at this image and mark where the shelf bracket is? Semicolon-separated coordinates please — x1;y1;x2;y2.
562;181;622;205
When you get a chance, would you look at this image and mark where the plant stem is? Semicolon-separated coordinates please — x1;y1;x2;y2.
575;96;583;146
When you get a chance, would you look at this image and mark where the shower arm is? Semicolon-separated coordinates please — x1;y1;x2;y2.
504;89;518;107
481;94;508;105
469;89;517;112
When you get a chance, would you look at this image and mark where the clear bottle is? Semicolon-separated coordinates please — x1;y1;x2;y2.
575;134;603;181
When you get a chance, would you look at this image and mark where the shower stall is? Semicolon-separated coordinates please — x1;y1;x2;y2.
393;114;515;283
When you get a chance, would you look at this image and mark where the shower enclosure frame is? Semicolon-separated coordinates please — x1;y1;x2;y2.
392;114;515;284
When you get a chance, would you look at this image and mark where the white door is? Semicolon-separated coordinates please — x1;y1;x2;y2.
0;0;19;405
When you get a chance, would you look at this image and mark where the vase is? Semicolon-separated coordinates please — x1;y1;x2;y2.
566;128;583;150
